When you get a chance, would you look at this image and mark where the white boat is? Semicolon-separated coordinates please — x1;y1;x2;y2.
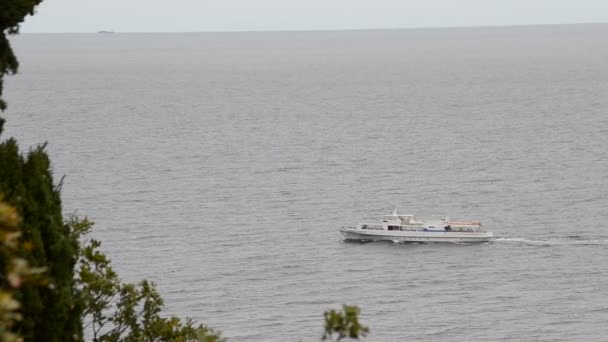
340;211;494;243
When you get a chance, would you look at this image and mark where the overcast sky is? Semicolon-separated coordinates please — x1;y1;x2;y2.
20;0;608;33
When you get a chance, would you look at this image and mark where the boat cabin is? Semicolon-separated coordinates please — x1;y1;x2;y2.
380;214;426;230
382;214;416;224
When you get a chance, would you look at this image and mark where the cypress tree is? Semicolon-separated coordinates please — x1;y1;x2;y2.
0;141;83;341
1;0;83;340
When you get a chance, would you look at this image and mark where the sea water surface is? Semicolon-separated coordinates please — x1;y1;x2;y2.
4;24;608;341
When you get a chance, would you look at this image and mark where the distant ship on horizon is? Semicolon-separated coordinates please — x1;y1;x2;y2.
97;29;115;34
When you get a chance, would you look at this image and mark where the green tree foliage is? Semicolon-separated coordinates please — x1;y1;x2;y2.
1;1;83;340
0;0;43;112
1;1;83;339
0;199;46;342
0;141;83;341
322;305;369;341
0;137;226;342
68;217;224;342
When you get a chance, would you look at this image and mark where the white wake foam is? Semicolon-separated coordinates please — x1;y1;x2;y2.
495;237;608;246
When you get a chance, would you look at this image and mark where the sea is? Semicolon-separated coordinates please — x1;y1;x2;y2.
4;24;608;341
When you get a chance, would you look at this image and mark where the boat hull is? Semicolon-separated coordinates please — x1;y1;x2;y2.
340;228;494;243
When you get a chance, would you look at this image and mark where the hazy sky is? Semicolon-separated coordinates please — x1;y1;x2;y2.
21;0;608;33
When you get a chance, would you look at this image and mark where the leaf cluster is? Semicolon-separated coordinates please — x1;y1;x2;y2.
0;198;46;342
322;305;369;342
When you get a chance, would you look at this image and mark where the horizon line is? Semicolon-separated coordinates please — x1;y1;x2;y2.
18;21;608;34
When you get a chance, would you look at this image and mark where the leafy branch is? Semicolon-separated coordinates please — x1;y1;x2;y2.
67;216;224;342
322;305;369;342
